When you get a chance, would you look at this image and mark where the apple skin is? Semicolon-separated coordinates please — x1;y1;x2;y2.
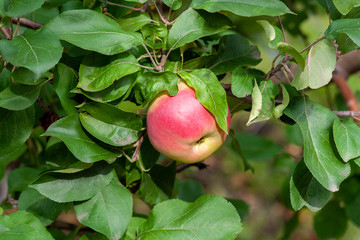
146;81;231;163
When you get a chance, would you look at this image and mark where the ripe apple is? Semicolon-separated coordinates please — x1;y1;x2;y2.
146;81;231;163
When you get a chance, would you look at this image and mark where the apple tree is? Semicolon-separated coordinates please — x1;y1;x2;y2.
1;0;360;239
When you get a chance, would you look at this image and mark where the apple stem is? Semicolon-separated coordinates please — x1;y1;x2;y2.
176;162;208;173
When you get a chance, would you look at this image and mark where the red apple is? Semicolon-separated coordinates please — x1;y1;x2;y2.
146;81;231;163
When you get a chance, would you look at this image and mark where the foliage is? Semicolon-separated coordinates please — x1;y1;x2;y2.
0;0;360;239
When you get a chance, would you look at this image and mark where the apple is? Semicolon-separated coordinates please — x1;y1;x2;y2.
146;81;231;163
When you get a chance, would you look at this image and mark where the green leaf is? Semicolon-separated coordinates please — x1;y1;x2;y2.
191;0;293;17
75;178;133;240
163;0;182;10
246;80;279;126
285;96;351;191
46;9;141;55
43;138;78;168
229;130;254;172
0;211;55;240
231;67;254;98
118;12;153;32
0;83;43;110
78;53;140;92
18;188;67;226
207;34;261;75
227;198;249;220
345;192;360;226
178;69;229;133
121;217;147;240
0;144;26;181
290;160;331;212
333;119;360;162
176;179;205;202
0;28;63;78
79;102;142;147
0;107;34;156
273;84;290;119
292;39;336;90
325;19;360;47
74;74;136;103
134;71;179;106
257;20;283;49
277;42;305;70
30;162;114;203
167;8;230;50
0;68;11;91
53;63;78;115
137;195;242;239
313;200;347;239
11;67;49;85
141;23;168;49
139;163;176;205
333;0;360;15
8;167;41;193
6;0;45;17
43;115;121;163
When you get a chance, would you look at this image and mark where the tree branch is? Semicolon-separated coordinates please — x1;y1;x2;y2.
176;162;208;173
0;26;12;40
12;17;43;30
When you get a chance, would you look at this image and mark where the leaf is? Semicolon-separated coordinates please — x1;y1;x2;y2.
229;130;254;172
0;107;34;156
6;0;45;17
284;96;351;191
227;198;249;219
277;42;305;70
12;67;49;85
191;0;293;17
0;28;63;78
0;211;55;240
78;53;140;92
137;195;242;239
75;178;133;240
292;39;336;90
246;80;279;126
178;69;229;133
345;192;360;226
315;0;341;20
167;8;231;50
74;74;136;103
43;115;121;163
0;83;43;110
79;102;142;147
207;34;261;74
46;9;141;55
325;19;360;47
0;144;26;181
333;0;360;15
290;160;331;212
176;179;205;202
134;71;179;106
313;200;347;239
163;0;182;10
53;63;78;115
257;20;283;49
18;188;67;226
7;167;41;192
30;162;114;203
139;163;176;205
118;12;153;32
0;68;11;91
121;217;147;240
333;119;360;162
273;84;290;119
231;67;254;98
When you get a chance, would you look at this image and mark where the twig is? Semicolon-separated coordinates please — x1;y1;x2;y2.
333;111;360;117
12;17;43;30
100;0;142;11
142;43;161;71
176;162;208;173
278;16;286;43
154;1;176;26
0;26;12;40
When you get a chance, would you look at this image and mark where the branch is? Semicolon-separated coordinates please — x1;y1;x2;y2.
176;162;208;173
277;16;286;43
0;26;12;40
100;0;143;11
12;17;43;30
333;110;360;117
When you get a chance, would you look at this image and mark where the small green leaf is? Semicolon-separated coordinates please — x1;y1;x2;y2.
168;8;230;50
273;84;290;119
78;53;140;92
257;20;283;49
46;9;141;55
0;83;43;111
290;160;331;212
191;0;293;17
325;18;360;47
8;167;41;193
285;96;350;192
75;178;133;240
79;102;142;147
231;67;254;98
6;0;45;17
163;0;182;10
0;28;63;78
0;211;55;240
118;12;153;32
18;188;67;226
137;195;242;239
121;217;147;240
43;115;121;163
30;162;114;203
179;69;229;133
333;0;360;15
333;119;360;162
11;68;48;85
176;179;205;202
292;39;336;90
0;144;26;181
277;42;305;70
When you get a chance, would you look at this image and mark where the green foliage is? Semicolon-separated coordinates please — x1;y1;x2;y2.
1;0;360;239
